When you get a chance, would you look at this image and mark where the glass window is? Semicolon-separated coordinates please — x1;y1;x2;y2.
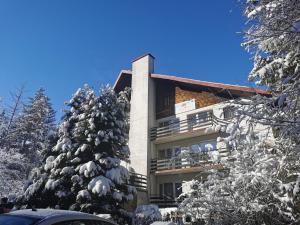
158;150;165;159
199;140;217;152
166;149;173;158
163;183;174;199
159;184;164;197
0;215;40;225
175;183;182;198
174;147;181;156
190;144;201;153
223;106;235;119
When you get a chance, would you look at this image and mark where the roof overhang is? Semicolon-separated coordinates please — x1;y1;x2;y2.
113;70;270;96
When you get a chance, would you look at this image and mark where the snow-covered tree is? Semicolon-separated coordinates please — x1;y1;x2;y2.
0;148;31;198
20;85;135;220
16;88;56;164
180;1;300;224
133;205;162;225
0;86;25;149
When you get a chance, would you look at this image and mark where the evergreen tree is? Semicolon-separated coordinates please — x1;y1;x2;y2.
20;85;135;221
17;88;56;165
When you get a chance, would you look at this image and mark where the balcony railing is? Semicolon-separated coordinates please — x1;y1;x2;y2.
150;195;181;208
129;172;147;192
150;152;220;174
150;111;214;141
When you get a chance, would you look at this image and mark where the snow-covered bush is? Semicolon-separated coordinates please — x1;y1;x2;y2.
133;204;162;225
18;85;134;221
0;148;31;197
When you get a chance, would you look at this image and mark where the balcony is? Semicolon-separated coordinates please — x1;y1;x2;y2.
150;195;181;208
150;151;226;175
150;110;215;143
129;172;147;192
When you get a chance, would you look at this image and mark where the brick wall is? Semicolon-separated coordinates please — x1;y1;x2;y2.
175;86;226;109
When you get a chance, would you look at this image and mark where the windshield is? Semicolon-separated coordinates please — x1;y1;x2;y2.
0;215;40;225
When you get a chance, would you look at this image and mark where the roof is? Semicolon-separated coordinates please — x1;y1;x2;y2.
113;70;269;95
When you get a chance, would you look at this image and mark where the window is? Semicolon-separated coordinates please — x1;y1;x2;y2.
223;106;235;119
175;183;182;198
189;140;217;153
0;215;40;225
158;147;181;159
164;183;174;199
159;182;182;199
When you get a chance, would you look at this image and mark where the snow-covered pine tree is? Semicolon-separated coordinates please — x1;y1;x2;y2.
0;86;25;149
0;109;7;145
180;1;300;224
16;88;56;165
20;85;135;220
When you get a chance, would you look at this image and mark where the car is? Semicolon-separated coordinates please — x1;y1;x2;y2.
0;208;117;225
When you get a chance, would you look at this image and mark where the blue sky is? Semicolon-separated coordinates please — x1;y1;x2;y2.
0;0;253;120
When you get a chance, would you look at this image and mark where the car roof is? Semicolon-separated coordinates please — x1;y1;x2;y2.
8;208;117;225
9;209;91;219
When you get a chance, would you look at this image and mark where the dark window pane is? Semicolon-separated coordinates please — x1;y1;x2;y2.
0;215;40;225
164;183;174;198
166;149;173;158
175;183;182;198
159;184;164;197
158;150;165;159
223;106;235;119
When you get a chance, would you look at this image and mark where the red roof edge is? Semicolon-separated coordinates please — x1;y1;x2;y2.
150;73;270;95
113;70;270;95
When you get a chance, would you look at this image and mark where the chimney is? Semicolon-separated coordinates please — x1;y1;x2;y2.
128;53;156;205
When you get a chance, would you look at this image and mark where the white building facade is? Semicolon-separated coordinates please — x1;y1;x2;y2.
114;54;268;208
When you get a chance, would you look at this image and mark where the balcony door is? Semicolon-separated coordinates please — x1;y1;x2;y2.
159;182;182;199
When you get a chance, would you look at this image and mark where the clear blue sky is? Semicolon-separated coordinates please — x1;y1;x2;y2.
0;0;253;120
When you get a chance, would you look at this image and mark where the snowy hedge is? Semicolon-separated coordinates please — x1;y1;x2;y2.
133;204;162;225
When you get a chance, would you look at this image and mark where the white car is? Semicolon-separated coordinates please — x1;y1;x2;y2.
0;209;117;225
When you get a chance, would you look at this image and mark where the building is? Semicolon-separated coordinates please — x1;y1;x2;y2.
114;54;268;208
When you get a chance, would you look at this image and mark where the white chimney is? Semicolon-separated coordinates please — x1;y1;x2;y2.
128;53;156;204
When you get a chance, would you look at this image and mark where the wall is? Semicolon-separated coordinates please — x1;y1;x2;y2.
175;86;226;108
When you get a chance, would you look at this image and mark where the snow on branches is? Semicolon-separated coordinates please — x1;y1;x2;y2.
19;85;135;220
180;1;300;224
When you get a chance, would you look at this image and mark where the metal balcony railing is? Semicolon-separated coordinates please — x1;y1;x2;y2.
150;195;182;208
150;152;217;173
129;172;147;192
150;111;214;141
